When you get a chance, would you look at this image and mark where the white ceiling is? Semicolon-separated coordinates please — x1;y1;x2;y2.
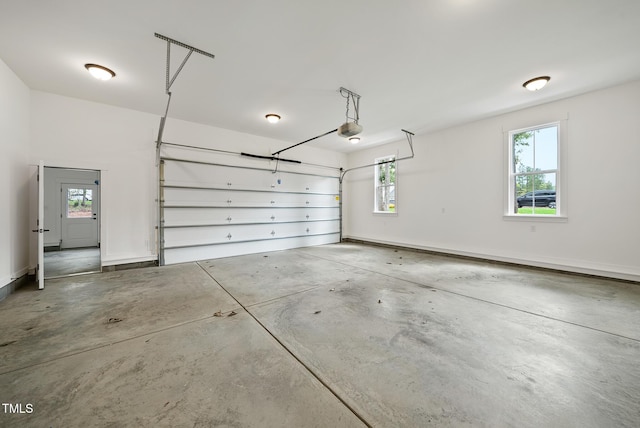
2;1;640;153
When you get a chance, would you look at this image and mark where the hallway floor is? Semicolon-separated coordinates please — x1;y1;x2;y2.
43;247;101;278
1;243;639;427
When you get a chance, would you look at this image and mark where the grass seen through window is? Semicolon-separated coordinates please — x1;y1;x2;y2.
517;207;556;215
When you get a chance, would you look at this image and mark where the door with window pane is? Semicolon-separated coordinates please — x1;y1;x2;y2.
60;184;99;248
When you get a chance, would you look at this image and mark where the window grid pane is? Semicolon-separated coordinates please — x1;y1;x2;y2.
511;124;558;216
375;157;396;212
67;188;93;218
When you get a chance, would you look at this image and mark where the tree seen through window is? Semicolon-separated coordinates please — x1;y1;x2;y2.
511;124;558;215
375;156;396;212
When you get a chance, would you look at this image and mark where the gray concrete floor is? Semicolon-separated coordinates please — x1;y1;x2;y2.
1;242;639;427
44;247;101;278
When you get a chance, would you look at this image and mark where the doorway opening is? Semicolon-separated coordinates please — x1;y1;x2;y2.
43;167;101;279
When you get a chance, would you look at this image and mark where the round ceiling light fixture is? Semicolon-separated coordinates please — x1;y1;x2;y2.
523;76;550;91
349;137;360;144
84;63;116;81
265;114;281;124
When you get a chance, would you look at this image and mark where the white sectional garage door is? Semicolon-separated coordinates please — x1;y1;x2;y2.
159;146;340;265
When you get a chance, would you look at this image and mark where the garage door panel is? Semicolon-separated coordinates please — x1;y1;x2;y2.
164;188;230;206
164;161;339;194
160;156;341;265
163;233;339;265
164;188;338;208
164;221;339;247
262;208;339;223
163;207;339;227
276;175;338;194
163;162;274;191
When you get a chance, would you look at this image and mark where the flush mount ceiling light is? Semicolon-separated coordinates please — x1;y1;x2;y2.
265;114;281;124
84;63;116;81
349;137;360;144
523;76;550;91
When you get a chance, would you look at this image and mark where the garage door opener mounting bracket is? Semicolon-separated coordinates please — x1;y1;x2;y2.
154;33;216;146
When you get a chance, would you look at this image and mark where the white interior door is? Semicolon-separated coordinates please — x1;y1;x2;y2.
60;183;99;249
37;161;45;290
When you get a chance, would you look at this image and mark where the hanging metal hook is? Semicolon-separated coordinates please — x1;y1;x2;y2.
339;87;361;124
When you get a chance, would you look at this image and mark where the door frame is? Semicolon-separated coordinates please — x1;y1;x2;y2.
33;164;103;283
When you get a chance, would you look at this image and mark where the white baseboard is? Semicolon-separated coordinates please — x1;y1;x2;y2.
14;266;30;278
101;254;157;267
344;236;640;283
1;266;31;289
1;270;31;301
0;275;11;289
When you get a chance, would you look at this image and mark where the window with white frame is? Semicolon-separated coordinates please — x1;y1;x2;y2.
374;155;396;213
509;123;559;215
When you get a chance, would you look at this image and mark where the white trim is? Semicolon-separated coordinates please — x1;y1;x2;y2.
0;268;31;286
373;153;397;214
502;215;567;223
12;267;30;279
344;236;640;283
504;118;568;219
102;255;157;266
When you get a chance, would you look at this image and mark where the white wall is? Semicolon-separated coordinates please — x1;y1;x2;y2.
0;58;30;289
344;80;640;281
25;80;639;280
160;117;347;168
29;91;346;267
30;91;158;267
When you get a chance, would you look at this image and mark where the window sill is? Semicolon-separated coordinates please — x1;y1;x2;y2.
373;211;398;216
503;214;568;223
